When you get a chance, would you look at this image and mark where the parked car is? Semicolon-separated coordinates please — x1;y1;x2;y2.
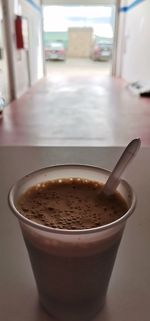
91;38;112;61
45;41;65;61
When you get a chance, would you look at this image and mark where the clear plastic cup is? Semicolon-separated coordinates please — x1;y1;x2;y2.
9;165;136;321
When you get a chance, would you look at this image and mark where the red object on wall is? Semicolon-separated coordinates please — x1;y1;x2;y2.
15;16;24;49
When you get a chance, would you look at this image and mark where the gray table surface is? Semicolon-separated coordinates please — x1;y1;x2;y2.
0;146;149;321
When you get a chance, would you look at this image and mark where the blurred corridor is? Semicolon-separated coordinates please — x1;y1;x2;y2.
0;0;150;146
0;69;150;146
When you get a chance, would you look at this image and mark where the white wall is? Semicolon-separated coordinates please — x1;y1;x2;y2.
21;0;44;86
115;1;125;77
7;0;44;98
0;0;11;102
117;0;150;83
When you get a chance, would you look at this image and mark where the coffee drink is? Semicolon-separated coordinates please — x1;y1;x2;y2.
17;178;127;230
9;165;135;321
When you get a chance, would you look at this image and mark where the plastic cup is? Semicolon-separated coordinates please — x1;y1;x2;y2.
9;165;136;321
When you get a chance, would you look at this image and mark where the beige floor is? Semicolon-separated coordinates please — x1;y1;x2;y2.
46;58;111;78
0;58;150;146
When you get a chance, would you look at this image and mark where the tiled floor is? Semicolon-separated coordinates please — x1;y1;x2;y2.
0;59;150;146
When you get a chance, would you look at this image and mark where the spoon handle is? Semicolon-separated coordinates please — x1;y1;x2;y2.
102;138;141;196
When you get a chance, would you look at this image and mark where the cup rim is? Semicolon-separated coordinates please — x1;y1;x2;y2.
8;164;136;235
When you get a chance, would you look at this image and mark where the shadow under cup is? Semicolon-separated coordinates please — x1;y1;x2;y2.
9;165;136;321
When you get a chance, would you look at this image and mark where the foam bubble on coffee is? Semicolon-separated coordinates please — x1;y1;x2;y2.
17;178;128;230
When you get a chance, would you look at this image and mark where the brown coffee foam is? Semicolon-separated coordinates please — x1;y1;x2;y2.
17;178;128;230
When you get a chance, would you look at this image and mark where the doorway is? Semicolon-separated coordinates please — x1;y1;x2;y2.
43;5;115;78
